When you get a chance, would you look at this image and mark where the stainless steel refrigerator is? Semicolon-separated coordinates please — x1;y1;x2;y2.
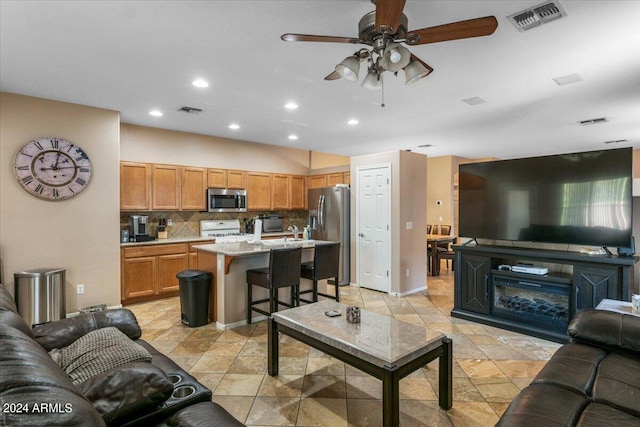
308;186;350;285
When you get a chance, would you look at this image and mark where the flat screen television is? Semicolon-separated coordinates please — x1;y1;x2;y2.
458;148;633;248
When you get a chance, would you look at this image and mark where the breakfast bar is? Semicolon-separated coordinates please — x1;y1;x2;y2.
194;240;331;329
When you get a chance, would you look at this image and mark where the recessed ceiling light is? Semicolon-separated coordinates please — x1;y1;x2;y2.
229;123;240;130
284;102;298;110
288;134;298;141
347;119;359;125
149;110;163;117
192;79;209;88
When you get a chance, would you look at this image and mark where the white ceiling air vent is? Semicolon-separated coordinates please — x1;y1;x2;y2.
178;106;203;114
508;1;567;32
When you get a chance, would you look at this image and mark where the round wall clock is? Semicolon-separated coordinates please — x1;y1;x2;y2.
13;137;92;200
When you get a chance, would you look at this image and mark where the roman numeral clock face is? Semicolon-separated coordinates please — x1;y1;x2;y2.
14;137;92;200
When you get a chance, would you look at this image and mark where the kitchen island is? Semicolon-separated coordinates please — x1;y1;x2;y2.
194;240;334;329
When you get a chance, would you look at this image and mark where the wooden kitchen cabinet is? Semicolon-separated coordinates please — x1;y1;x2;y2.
227;170;247;189
188;241;213;268
247;172;272;210
120;162;151;210
290;175;306;210
342;171;350;185
121;243;188;304
272;174;290;210
181;167;207;210
309;174;328;189
327;173;344;186
152;164;181;210
207;168;226;188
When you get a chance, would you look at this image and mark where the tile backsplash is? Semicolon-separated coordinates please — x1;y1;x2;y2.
120;210;309;237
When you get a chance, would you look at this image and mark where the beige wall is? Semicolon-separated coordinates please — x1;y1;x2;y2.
350;150;427;295
310;151;350;175
0;93;121;312
121;123;312;175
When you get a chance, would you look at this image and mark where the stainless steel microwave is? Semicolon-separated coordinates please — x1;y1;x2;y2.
207;188;247;212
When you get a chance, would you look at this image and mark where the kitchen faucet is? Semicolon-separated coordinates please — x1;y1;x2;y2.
287;225;299;241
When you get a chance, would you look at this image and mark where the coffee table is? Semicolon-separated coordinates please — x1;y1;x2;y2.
268;300;452;426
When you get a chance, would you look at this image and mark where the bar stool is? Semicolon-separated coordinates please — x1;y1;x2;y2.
247;247;302;324
299;242;340;303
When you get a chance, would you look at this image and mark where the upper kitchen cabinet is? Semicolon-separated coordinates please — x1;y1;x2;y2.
120;162;151;210
327;173;344;186
181;167;207;210
152;164;181;210
247;172;272;210
290;175;306;210
309;174;328;189
207;168;226;188
328;172;350;186
226;170;247;189
272;174;290;210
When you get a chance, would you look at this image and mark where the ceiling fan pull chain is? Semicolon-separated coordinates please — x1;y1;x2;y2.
381;74;385;107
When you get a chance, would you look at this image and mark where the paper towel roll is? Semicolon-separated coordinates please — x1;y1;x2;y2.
254;219;262;241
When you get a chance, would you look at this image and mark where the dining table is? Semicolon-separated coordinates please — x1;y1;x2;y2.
427;234;457;276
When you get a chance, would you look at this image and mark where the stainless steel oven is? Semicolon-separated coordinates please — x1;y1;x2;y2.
207;188;247;212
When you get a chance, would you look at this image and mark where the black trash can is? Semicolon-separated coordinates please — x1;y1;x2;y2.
177;270;212;327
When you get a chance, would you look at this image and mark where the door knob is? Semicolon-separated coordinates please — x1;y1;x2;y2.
358;233;365;237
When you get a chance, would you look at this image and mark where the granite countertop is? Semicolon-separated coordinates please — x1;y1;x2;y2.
119;231;298;247
120;236;215;247
193;239;332;256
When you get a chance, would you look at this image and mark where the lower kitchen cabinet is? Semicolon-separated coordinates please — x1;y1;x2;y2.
121;243;188;304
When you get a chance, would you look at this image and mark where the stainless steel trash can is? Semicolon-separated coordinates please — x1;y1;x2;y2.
14;268;66;326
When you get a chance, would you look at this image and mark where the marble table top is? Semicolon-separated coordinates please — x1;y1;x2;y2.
272;300;446;368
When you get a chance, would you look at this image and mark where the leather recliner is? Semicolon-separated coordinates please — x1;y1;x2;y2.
0;283;244;427
497;308;640;426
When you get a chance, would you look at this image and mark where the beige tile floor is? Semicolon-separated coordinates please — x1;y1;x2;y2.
128;264;561;426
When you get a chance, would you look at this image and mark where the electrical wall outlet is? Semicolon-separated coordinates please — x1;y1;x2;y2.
77;284;84;294
167;218;173;226
405;269;410;277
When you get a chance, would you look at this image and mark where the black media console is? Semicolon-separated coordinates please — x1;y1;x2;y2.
451;244;639;343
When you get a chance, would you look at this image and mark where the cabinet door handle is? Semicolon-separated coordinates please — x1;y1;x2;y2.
484;273;490;300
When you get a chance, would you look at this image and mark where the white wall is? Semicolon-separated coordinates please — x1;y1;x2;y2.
0;93;121;311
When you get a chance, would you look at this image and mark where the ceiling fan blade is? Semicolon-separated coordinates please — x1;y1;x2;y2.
281;33;361;44
375;0;407;34
324;71;341;81
405;16;498;45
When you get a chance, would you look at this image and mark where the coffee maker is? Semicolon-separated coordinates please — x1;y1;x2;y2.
129;215;152;242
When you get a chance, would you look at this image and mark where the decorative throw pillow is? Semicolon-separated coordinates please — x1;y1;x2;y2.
49;326;152;384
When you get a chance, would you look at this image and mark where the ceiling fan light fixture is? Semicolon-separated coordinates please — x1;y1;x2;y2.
361;68;382;91
404;59;432;85
335;55;360;81
380;42;411;72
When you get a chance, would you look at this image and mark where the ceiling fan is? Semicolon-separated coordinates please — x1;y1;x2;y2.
281;0;498;90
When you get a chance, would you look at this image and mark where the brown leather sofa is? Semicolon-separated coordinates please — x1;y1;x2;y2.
0;283;244;427
497;308;640;426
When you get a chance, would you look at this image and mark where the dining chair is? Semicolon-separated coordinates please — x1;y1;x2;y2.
246;246;302;324
437;237;457;271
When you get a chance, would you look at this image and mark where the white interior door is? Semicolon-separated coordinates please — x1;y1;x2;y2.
357;165;391;293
